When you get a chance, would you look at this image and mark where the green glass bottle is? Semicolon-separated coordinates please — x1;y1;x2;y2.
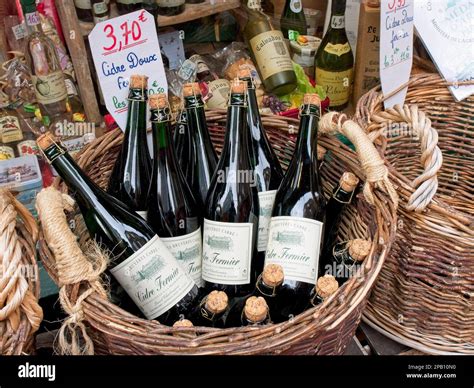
314;0;354;110
243;0;297;95
193;290;229;328
37;134;199;324
147;94;203;287
108;75;152;221
264;93;326;319
308;275;339;307
280;0;307;39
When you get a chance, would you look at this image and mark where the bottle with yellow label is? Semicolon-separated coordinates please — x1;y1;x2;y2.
314;0;354;110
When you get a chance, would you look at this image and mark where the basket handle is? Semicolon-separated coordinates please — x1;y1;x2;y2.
368;105;443;212
319;112;399;208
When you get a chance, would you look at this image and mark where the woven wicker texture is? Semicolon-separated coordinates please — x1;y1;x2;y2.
356;73;474;355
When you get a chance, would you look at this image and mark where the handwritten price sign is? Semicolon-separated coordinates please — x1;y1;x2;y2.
90;10;167;130
380;0;413;109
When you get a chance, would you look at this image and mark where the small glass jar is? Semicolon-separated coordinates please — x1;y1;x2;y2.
290;36;321;78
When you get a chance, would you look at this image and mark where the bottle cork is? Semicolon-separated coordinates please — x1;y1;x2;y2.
149;93;168;109
262;264;284;288
340;172;359;192
129;75;148;89
205;290;228;314
244;296;268;323
348;239;371;262
237;67;252;79
317;145;327;161
172;319;194;328
303;93;321;106
230;79;247;94
37;133;57;150
183;82;202;97
316;275;339;299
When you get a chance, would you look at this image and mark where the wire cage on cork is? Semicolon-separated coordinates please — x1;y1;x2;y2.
355;73;474;355
36;109;398;355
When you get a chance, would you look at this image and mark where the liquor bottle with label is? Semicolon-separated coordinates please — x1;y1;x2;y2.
37;133;199;324
91;0;110;24
193;290;229;328
280;0;307;39
243;0;297;95
21;0;68;119
330;239;371;284
74;0;93;22
241;296;270;326
142;0;159;19
157;0;185;16
264;93;326;318
180;83;217;206
238;68;283;264
308;274;339;307
108;75;151;221
202;80;260;298
314;0;354;110
147;94;203;287
116;0;142;14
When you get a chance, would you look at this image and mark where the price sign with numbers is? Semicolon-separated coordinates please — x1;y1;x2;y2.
380;0;414;109
89;10;167;131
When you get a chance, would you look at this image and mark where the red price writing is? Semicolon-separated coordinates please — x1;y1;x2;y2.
388;0;406;10
102;11;147;52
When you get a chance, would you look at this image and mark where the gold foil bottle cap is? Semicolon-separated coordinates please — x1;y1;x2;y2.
172;319;194;328
303;93;321;106
262;264;284;287
149;93;168;109
340;172;359;192
129;74;148;89
316;275;339;299
37;133;57;150
348;239;372;262
230;79;247;94
244;296;268;323
183;82;202;97
205;290;228;314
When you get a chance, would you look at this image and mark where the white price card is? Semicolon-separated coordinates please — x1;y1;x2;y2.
414;0;474;101
89;10;167;131
380;0;414;109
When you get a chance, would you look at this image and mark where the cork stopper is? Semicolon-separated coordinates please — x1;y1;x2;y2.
149;93;168;109
348;239;372;262
303;93;321;106
172;319;194;328
230;79;247;94
183;82;202;97
316;275;339;299
340;172;359;192
205;291;228;314
237;67;252;79
244;296;268;323
37;133;57;150
317;145;327;161
262;264;284;287
129;75;148;89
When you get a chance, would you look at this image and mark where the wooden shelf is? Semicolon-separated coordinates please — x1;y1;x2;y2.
80;1;240;36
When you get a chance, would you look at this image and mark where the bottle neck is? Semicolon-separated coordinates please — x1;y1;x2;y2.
241;77;262;140
256;277;281;297
184;95;208;138
330;0;346;30
296;105;320;167
124;87;148;152
222;93;248;163
331;185;354;204
150;109;174;159
24;8;44;35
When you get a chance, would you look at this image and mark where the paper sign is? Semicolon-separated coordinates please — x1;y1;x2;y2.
89;10;167;131
379;0;414;109
414;0;474;101
159;30;185;71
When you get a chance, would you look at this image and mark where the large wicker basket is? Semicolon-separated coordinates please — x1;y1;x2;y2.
356;73;474;355
36;111;398;355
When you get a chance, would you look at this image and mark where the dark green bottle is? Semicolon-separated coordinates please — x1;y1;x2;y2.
37;134;199;324
147;94;203;287
108;75;152;221
173;109;187;169
181;83;217;207
202;80;260;298
193;290;229;328
314;0;354;110
280;0;307;39
326;239;371;285
308;275;339;307
265;93;326;319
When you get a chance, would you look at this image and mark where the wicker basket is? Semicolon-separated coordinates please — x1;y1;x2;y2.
0;189;43;355
356;73;474;355
36;111;398;355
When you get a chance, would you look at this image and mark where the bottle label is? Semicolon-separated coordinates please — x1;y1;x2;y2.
12;24;27;41
189;54;210;74
0;116;23;143
249;30;293;82
0;146;15;160
290;0;302;13
315;68;353;107
93;2;108;13
17;140;40;156
247;0;261;10
257;190;277;252
94;15;110;23
161;228;203;287
206;79;231;109
331;15;345;29
25;12;40;27
136;210;148;221
64;78;79;97
202;219;253;285
265;216;323;284
157;0;184;7
31;71;68;105
110;235;195;320
324;42;351;56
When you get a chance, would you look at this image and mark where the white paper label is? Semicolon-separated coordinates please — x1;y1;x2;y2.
25;12;40;26
202;219;253;285
331;15;345;29
265;216;323;284
257;190;277;252
93;2;108;13
161;228;203;287
12;24;26;40
290;0;302;13
136;210;148;221
110;235;195;320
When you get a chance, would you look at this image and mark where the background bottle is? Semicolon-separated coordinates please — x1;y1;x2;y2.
116;0;142;14
74;0;93;22
243;0;297;95
108;75;151;220
157;0;185;16
147;94;203;287
91;0;110;24
329;239;371;284
309;275;339;307
265;93;326;318
280;0;307;39
314;0;354;110
142;0;159;18
173;109;187;162
194;290;229;328
202;80;260;298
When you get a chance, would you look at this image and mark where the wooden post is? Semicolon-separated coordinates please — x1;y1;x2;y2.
54;0;103;135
